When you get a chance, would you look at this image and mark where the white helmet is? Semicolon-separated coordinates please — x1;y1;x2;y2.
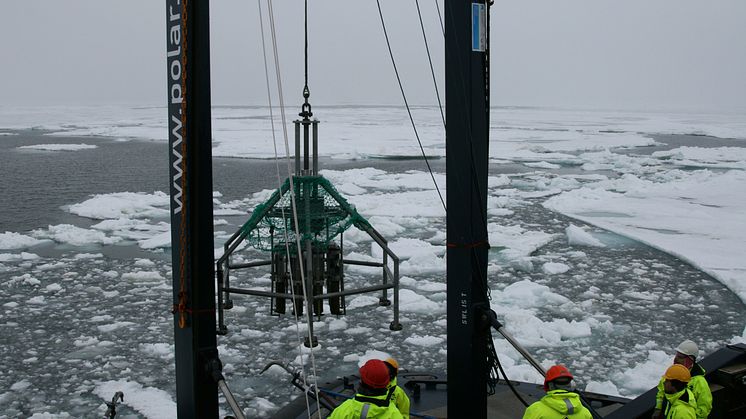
675;340;699;357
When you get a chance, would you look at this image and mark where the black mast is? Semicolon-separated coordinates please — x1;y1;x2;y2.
166;0;219;418
446;1;491;417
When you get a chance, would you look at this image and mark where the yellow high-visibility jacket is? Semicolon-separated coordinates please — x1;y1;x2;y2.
386;377;410;419
663;388;697;419
655;364;712;419
328;391;403;419
522;389;593;419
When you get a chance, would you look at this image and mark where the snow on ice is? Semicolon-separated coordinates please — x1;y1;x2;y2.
1;105;746;416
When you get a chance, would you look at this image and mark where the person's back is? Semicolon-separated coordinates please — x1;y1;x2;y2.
523;389;592;419
663;387;697;419
523;365;592;419
328;359;403;419
384;358;410;419
328;393;403;419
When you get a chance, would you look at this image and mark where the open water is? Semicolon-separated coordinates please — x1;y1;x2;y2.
0;130;744;418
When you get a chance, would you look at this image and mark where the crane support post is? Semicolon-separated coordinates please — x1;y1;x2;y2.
166;0;219;417
446;1;491;417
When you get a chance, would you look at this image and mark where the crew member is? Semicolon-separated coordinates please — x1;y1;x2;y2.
383;357;410;418
658;364;697;419
523;365;592;419
329;359;403;419
653;340;712;419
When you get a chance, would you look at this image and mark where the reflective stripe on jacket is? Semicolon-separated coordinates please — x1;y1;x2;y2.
664;388;697;419
655;364;712;419
387;377;411;419
522;389;593;419
328;392;403;419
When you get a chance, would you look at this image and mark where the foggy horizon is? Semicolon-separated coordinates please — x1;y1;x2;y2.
2;1;745;113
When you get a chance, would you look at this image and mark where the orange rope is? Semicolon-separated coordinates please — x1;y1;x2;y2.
447;240;490;249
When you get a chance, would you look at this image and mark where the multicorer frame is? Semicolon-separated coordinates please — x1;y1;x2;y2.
216;109;402;347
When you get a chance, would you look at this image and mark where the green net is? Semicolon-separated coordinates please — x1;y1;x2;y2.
238;176;371;252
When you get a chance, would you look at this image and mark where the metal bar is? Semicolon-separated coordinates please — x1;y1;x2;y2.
315;283;393;300
383;264;394;280
221;228;245;255
227;260;272;269
294;120;301;175
223;263;231;307
216;268;225;334
305;239;314;340
312;120;318;175
382;244;389;302
224;284;394;301
303;177;314;341
217;380;246;419
224;288;301;299
393;258;400;327
360;224;400;328
493;325;546;376
343;259;384;268
303;121;310;172
362;226;399;265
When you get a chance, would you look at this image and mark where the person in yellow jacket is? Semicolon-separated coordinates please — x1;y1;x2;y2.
659;364;698;419
329;359;403;419
523;365;592;419
653;340;712;419
383;357;410;419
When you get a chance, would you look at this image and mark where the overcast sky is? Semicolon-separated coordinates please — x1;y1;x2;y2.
2;1;745;112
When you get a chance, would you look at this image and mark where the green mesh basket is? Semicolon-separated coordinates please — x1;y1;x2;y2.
238;176;371;252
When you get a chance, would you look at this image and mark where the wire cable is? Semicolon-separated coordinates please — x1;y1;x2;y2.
262;1;322;416
415;0;445;128
375;0;446;214
257;1;315;417
434;0;444;36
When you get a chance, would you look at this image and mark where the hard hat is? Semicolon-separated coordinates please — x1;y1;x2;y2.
543;365;573;391
384;357;399;370
664;364;691;383
675;340;698;357
359;359;391;389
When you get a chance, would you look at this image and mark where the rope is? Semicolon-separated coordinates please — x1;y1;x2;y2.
263;1;322;416
303;0;309;97
434;0;444;36
301;0;311;116
175;0;189;329
490;340;530;407
375;0;446;214
414;0;445;129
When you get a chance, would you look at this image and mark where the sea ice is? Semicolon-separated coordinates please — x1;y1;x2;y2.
565;225;605;247
17;143;97;151
0;232;46;250
542;262;571;274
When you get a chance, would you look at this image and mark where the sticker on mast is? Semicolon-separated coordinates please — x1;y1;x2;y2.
471;3;486;52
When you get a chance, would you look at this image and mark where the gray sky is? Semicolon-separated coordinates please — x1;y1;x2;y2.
2;1;745;111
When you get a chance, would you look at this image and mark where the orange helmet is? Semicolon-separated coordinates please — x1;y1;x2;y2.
543;365;574;391
359;359;391;389
664;364;691;383
383;357;399;378
384;357;399;370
